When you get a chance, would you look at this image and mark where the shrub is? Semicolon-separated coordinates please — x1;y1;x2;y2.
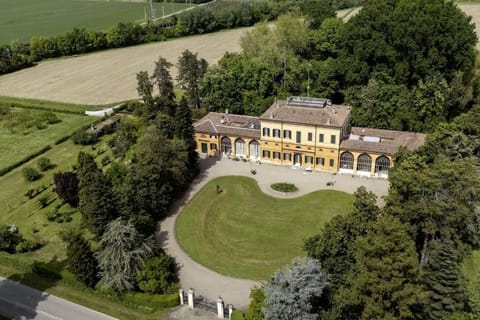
72;130;97;145
101;155;110;166
25;188;36;199
16;239;42;253
37;157;52;171
0;224;22;253
37;195;50;208
271;183;298;193
136;254;178;294
22;167;41;182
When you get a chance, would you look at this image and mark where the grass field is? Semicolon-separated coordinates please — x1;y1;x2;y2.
0;110;94;172
0;134;179;319
176;176;354;280
0;0;192;43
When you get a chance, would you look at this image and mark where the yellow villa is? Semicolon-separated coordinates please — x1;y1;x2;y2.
194;97;425;178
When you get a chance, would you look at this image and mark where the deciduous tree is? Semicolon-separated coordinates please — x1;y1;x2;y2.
53;171;79;207
176;50;208;108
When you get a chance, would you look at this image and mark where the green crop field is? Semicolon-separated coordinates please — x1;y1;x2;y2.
176;176;355;280
0;0;192;43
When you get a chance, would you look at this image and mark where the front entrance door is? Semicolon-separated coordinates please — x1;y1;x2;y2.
294;153;302;166
201;143;208;154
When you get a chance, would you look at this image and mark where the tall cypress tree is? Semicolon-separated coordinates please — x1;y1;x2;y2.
66;233;99;288
423;239;467;319
77;152;118;235
174;96;198;173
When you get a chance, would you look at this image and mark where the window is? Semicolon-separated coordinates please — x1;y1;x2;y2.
340;152;354;169
296;131;301;143
273;152;281;159
273;129;281;138
284;153;291;161
329;159;335;167
262;150;270;158
210;143;217;150
357;154;372;172
319;133;324;143
375;156;390;175
284;130;292;139
305;156;313;164
262;127;270;137
316;157;325;166
330;135;336;144
308;132;313;141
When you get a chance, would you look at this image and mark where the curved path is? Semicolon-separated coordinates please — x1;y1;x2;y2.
158;157;389;309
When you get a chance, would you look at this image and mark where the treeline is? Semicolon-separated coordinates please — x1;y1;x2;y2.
246;105;480;319
52;55;198;296
0;0;290;75
200;0;478;132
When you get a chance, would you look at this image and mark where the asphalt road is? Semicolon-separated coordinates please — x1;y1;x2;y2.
0;277;117;320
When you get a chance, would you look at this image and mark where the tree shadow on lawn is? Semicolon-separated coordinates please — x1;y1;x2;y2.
156;156;220;251
0;258;64;319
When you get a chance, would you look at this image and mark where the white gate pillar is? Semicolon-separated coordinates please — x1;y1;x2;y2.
179;289;184;305
228;304;233;320
217;297;224;318
188;288;195;309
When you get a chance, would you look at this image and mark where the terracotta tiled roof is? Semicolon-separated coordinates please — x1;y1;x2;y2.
194;112;261;139
340;127;426;155
259;99;351;128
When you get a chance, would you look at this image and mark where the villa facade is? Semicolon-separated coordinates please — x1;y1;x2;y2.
194;97;425;178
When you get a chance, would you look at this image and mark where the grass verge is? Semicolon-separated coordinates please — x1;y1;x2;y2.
176;176;354;280
0;96;119;114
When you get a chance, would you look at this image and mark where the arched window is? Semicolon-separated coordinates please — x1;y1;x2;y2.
235;138;246;156
375;156;390;175
249;140;260;159
357;154;372;172
221;137;231;154
340;152;354;170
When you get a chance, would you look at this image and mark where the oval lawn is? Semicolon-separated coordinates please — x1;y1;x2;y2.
176;176;354;280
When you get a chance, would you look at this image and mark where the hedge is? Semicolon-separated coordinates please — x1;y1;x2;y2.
0;145;52;177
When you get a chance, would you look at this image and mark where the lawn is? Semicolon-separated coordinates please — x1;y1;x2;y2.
0;0;192;43
0;109;94;172
176;176;354;280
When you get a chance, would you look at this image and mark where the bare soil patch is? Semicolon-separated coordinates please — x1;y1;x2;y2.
0;28;249;105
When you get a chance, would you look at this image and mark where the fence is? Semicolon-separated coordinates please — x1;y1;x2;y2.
179;288;233;319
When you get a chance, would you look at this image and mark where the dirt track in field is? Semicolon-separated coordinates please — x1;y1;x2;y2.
0;28;249;105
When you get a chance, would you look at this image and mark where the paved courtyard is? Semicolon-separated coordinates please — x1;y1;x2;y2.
160;156;389;310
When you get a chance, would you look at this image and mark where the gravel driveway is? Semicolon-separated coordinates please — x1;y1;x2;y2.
159;156;389;310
